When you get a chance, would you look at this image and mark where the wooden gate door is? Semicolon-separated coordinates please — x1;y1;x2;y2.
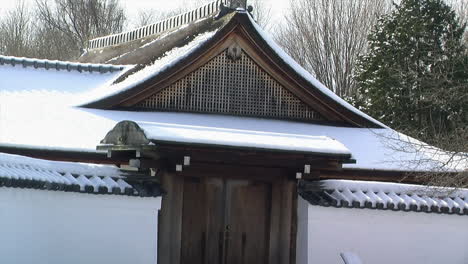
180;177;271;264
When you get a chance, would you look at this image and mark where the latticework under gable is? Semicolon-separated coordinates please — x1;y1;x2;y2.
135;49;324;121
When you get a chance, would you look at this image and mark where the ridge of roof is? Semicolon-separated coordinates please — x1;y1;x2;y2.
0;55;126;74
88;0;227;50
299;180;468;216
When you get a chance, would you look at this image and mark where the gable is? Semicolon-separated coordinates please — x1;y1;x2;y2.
134;48;324;122
82;11;383;128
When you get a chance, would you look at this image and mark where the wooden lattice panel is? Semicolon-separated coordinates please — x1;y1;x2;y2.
135;50;324;121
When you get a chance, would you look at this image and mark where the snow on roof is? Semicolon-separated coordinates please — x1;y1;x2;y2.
0;12;464;172
134;113;465;171
79;12;384;127
299;179;468;215
0;62;464;170
247;14;387;128
80;30;217;106
0;61;129;95
1;79;464;173
0;55;125;73
136;121;351;155
0;152;162;197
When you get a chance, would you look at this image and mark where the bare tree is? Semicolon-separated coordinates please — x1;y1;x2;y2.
447;0;468;42
35;0;126;58
130;8;187;28
0;1;34;57
275;0;391;98
248;0;272;30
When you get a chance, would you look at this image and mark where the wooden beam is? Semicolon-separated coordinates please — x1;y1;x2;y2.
176;162;294;181
129;158;166;170
157;144;349;171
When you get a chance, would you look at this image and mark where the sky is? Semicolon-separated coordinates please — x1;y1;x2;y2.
0;0;289;29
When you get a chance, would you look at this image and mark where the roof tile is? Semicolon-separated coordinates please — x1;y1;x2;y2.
0;152;162;197
299;180;468;216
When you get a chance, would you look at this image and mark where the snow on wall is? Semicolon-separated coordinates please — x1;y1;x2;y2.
0;187;161;264
297;197;468;264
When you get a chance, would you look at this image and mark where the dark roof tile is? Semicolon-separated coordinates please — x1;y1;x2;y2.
299;180;468;216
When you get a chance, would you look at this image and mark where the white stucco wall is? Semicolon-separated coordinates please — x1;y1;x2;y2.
0;187;161;264
297;197;468;264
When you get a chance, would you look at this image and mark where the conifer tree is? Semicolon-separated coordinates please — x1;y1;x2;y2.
355;0;467;145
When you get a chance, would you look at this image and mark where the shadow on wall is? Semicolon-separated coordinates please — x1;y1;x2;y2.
341;252;363;264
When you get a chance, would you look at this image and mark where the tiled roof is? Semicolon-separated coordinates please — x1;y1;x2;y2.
87;0;226;50
299;180;468;216
0;55;125;73
0;152;162;197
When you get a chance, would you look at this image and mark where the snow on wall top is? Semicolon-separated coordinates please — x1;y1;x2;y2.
0;152;163;197
0;152;133;196
299;179;468;215
0;152;122;177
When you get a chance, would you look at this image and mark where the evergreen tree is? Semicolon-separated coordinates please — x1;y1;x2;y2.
355;0;467;146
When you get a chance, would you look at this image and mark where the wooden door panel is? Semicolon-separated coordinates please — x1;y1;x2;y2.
180;178;272;264
205;179;224;264
180;178;206;264
227;181;271;264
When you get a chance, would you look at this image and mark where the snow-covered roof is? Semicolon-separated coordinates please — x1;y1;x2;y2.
0;11;465;173
299;180;468;215
0;52;464;171
0;55;125;73
0;83;464;172
78;11;382;128
81;30;217;105
0;60;129;95
0;152;162;197
104;120;351;156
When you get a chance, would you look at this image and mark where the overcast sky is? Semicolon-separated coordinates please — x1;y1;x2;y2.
0;0;289;29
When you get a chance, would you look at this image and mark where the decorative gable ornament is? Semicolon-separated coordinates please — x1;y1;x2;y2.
227;43;242;61
100;121;150;146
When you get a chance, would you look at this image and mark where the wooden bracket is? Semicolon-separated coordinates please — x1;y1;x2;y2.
296;172;302;179
175;155;191;172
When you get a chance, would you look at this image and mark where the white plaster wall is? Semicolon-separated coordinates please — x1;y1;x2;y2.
0;187;161;264
297;197;468;264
